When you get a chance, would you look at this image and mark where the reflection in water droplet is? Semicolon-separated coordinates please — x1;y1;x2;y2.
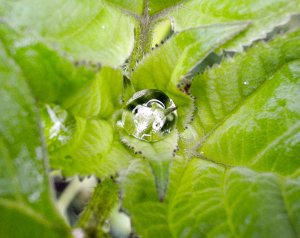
118;89;177;142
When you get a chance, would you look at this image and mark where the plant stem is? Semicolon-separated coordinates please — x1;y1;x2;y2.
128;0;153;73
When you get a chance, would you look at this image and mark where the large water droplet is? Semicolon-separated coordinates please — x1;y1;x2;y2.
118;89;177;142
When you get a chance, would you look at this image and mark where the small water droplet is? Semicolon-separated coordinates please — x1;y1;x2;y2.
28;191;40;203
243;81;249;85
102;220;110;233
35;146;43;160
118;89;177;142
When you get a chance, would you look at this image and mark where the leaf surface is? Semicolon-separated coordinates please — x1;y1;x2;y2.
43;106;132;178
0;38;70;238
120;158;300;238
132;23;248;130
191;30;300;175
170;0;300;50
120;28;300;238
0;0;134;66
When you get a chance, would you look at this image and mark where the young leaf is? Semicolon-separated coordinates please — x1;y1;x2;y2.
0;1;134;66
199;60;300;175
120;129;178;200
191;30;300;175
42;107;131;178
120;26;300;238
170;0;300;50
0;40;70;237
120;157;300;238
132;23;248;130
62;67;124;119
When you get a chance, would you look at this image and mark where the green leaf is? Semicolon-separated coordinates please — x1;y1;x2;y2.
0;39;70;237
120;26;300;238
104;0;144;15
170;0;300;50
120;157;300;238
62;67;124;119
132;23;248;130
0;23;94;103
191;30;300;175
120;129;178;200
42;106;131;178
1;1;134;66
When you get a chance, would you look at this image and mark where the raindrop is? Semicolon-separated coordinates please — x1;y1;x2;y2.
118;89;177;142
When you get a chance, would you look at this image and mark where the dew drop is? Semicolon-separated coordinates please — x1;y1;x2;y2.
118;89;177;142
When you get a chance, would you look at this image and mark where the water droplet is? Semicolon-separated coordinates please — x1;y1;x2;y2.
243;81;249;85
118;89;177;142
28;191;40;203
102;220;110;233
42;104;75;152
35;146;43;160
101;25;106;29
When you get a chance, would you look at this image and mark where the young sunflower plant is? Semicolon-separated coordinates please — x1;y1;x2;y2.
1;0;300;237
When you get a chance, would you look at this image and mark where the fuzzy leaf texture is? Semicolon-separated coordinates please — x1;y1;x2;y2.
0;34;70;237
120;30;300;237
0;0;134;67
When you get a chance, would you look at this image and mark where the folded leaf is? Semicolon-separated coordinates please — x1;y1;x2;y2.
120;129;178;200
